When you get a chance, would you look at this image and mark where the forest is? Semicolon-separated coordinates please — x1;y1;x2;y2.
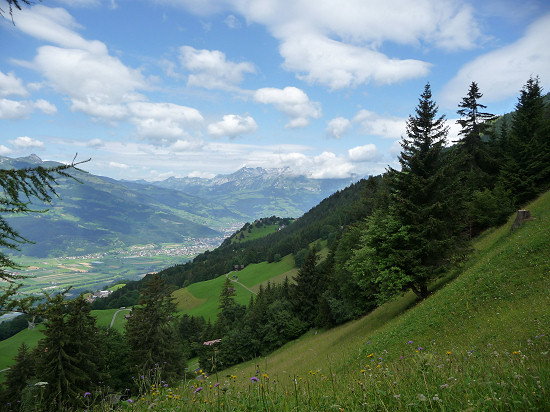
0;77;549;410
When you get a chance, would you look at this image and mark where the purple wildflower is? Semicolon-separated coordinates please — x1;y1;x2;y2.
84;392;91;398
194;386;203;394
214;382;220;388
126;399;134;403
250;377;259;382
418;347;423;351
407;341;413;344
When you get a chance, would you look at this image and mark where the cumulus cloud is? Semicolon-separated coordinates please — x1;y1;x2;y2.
14;6;146;120
353;110;406;139
254;86;321;128
280;32;431;89
441;12;550;107
179;46;255;90
34;99;57;115
172;0;480;89
128;102;204;144
0;71;28;97
208;114;258;138
0;99;34;119
326;117;351;139
0;145;12;155
274;151;354;178
0;97;57;119
9;136;45;149
348;144;381;162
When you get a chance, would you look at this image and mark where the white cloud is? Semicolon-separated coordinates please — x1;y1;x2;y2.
188;170;216;178
109;161;130;169
55;0;101;7
326;117;351;139
348;144;381;162
173;0;479;89
0;99;34;119
9;136;45;149
441;12;550;107
87;138;104;148
224;14;241;29
15;5;106;54
353;110;406;139
128;102;204;144
34;99;57;115
179;46;255;90
207;114;258;138
279;31;431;89
0;71;28;97
171;139;205;152
0;145;13;155
32;46;145;119
274;151;354;178
254;86;321;128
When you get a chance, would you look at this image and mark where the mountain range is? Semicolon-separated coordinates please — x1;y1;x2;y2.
2;155;360;258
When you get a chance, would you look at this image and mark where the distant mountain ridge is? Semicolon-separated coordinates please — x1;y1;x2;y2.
1;156;360;258
148;167;361;218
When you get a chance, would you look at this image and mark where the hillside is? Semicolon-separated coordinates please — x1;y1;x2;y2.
133;189;550;410
2;155;235;257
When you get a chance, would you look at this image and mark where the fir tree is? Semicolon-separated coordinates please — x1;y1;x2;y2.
37;292;102;410
292;247;320;325
2;343;36;406
125;274;185;381
356;83;465;299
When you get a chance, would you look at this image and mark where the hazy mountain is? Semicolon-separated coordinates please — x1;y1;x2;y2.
2;155;238;258
149;167;361;218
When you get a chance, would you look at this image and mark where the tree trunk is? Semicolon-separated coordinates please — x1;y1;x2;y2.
511;209;531;231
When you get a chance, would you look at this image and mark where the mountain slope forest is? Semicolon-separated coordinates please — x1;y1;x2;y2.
0;77;549;410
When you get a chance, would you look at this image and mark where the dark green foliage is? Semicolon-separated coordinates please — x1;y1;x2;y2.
36;293;103;410
291;247;320;325
0;314;28;341
499;77;550;205
124;274;185;382
354;84;465;300
1;343;36;406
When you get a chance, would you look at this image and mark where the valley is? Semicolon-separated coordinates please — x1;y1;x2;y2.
7;237;227;296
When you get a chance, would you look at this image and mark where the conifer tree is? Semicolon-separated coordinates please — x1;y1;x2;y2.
1;343;36;406
37;292;102;409
292;247;320;325
125;274;185;381
500;76;548;204
353;83;464;299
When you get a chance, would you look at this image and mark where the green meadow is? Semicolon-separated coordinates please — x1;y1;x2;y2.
127;190;550;411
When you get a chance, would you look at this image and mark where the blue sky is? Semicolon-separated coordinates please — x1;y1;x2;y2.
1;0;549;180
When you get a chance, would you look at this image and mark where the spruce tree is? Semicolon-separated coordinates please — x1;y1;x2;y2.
500;76;548;205
125;274;185;382
2;343;36;406
37;292;102;409
356;83;464;299
292;247;320;325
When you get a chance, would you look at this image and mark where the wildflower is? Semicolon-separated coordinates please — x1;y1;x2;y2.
418;347;423;351
126;399;134;403
407;341;413;344
440;384;449;389
262;373;269;379
214;382;220;388
360;369;365;373
84;392;91;398
251;377;259;382
194;387;203;394
446;351;452;355
513;351;520;355
367;353;374;358
393;394;401;399
417;393;427;402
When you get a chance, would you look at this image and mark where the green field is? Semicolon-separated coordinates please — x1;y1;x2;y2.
131;190;550;410
176;254;296;321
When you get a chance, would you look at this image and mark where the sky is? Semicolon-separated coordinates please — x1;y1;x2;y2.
1;0;550;181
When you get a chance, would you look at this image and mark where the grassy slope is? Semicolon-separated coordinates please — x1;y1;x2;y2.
145;190;550;411
175;254;296;321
